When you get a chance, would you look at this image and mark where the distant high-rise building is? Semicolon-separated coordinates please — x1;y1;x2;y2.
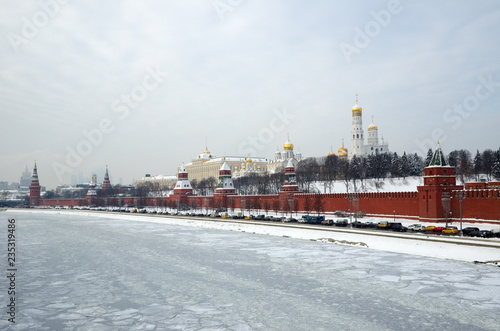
20;165;31;188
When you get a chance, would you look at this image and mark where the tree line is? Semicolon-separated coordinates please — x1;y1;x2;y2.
44;147;500;198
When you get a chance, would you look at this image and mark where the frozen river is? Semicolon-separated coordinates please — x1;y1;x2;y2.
1;210;499;330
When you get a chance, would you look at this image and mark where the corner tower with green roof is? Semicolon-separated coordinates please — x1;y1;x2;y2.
417;143;463;222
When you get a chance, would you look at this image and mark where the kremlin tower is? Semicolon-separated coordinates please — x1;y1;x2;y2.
417;143;463;222
102;166;112;191
280;159;300;193
29;162;41;206
86;175;98;206
214;162;236;195
173;164;193;196
279;158;300;216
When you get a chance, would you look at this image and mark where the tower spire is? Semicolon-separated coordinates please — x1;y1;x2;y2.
29;161;41;206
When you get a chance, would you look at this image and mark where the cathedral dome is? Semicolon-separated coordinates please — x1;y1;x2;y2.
338;146;348;158
368;123;378;130
283;137;294;151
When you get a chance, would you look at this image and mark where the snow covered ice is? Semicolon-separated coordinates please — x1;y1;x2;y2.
1;210;499;330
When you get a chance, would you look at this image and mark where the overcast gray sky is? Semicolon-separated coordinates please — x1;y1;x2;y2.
1;0;500;189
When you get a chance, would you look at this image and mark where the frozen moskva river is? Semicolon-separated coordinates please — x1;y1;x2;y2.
1;211;499;330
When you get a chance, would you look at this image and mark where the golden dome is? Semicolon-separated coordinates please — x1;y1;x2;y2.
338;140;348;158
339;147;347;157
352;94;362;114
283;136;294;151
246;158;252;163
368;124;378;130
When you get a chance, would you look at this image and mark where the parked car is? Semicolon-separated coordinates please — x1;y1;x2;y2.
321;219;334;225
351;221;368;228
462;227;480;236
407;224;425;232
377;221;390;229
432;226;445;233
425;225;436;231
442;226;459;235
490;229;500;238
334;219;349;227
390;223;408;232
469;230;495;238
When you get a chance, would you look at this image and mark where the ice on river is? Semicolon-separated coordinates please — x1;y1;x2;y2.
0;210;499;330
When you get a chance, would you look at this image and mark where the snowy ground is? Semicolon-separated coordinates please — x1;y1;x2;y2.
1;210;500;330
315;176;424;193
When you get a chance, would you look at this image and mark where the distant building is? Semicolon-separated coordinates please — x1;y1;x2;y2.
19;164;32;193
135;174;177;188
0;181;8;191
184;147;268;182
267;136;303;174
465;181;500;190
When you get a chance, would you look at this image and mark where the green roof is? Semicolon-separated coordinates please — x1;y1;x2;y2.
428;144;447;166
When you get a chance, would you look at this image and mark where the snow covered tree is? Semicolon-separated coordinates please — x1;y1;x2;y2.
493;148;500;180
349;155;363;193
425;148;433;167
456;149;473;184
296;158;320;193
482;149;495;180
409;153;424;176
447;150;458;168
390;152;401;178
400;152;411;179
473;150;483;181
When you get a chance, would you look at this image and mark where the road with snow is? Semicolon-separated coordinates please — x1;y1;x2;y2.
1;210;499;330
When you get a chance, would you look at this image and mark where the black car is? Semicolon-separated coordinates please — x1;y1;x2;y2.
462;227;480;236
335;219;349;227
390;223;408;232
351;221;368;228
469;230;494;238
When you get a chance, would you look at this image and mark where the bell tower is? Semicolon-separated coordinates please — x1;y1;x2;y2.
350;94;365;158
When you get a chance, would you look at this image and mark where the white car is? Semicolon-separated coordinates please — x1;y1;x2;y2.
407;224;425;232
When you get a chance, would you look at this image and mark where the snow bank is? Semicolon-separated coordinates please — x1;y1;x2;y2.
11;209;500;263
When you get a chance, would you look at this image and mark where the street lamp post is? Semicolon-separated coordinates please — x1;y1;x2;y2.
456;191;465;236
441;192;451;228
393;210;396;222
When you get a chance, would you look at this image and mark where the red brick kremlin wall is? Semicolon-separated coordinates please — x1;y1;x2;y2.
37;189;500;222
